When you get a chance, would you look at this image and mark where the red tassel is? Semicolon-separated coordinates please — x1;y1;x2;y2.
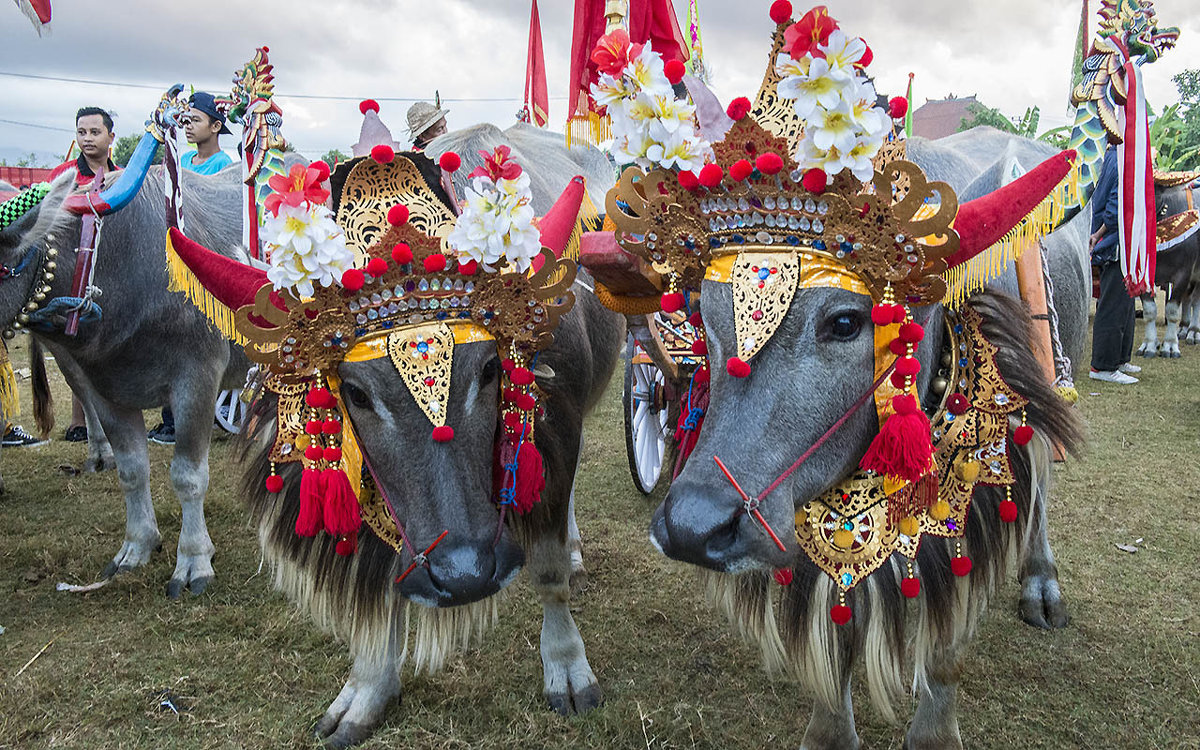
513;440;545;515
859;395;933;483
321;468;361;537
296;468;324;537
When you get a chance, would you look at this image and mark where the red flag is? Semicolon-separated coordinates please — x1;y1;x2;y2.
628;0;689;65
13;0;52;32
524;0;549;127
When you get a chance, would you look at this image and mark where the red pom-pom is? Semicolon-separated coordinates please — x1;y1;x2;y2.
756;152;784;175
457;259;478;275
322;419;341;435
370;144;395;164
890;370;908;390
802;168;828;193
951;556;973;577
892;305;909;324
899;322;925;344
830;604;852;625
858;43;874;69
901;577;921;598
423;254;447;273
438;151;461;172
691;339;708;356
694;366;710;384
889;96;908;120
365;257;388;277
947;393;970;415
391;243;413;265
341;268;365;291
1013;425;1034;446
726;96;753;121
306;387;334;409
698;163;724;188
664;59;686;84
661;292;685;313
305;419;323;435
678;170;699;190
889;338;908;356
895;357;921;377
359;99;380;115
511;367;535;386
515;393;536;411
265;474;284;494
335;535;357;556
503;412;523;431
769;0;793;24
387;204;410;226
773;568;794;586
304;445;324;462
688;311;703;327
432;425;455;442
310;160;331;182
729;159;754;181
726;357;751;378
323;446;342;463
871;304;893;327
501;358;516;373
999;499;1019;523
892;393;918;415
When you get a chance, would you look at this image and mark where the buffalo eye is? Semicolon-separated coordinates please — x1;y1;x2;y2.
825;311;864;342
480;356;501;385
341;381;371;410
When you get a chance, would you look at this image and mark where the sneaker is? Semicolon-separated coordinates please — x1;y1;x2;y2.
3;424;48;447
63;425;88;442
1089;369;1138;384
1119;362;1142;374
148;422;176;445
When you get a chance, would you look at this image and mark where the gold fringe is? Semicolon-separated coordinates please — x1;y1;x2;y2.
594;281;663;315
165;233;250;346
942;166;1079;309
0;347;18;422
565;111;612;150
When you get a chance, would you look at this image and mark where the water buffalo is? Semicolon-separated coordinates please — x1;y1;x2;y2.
1138;178;1200;357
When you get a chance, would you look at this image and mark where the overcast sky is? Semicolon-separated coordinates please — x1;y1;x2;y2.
2;0;1198;163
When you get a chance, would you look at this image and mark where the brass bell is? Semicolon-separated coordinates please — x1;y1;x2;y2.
25;301;38;312
931;377;948;395
34;293;46;302
11;321;22;330
2;329;14;340
43;274;54;283
17;313;29;324
46;233;56;243
45;261;56;272
46;247;58;258
940;352;953;368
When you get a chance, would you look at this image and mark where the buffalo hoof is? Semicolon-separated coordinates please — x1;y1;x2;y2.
1019;574;1069;629
1185;331;1200;345
101;537;161;579
83;454;117;473
166;552;215;599
1138;346;1157;358
314;679;398;748
547;680;604;717
904;737;963;750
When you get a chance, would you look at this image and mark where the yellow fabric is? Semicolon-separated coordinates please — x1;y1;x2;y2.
324;371;364;502
164;232;250;347
342;322;493;363
705;252;870;295
0;344;17;421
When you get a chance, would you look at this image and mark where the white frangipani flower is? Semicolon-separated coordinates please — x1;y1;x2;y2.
817;30;867;81
446;172;543;274
264;202;355;299
810;98;860;153
776;55;849;121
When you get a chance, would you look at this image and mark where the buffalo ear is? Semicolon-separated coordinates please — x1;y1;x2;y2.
532;363;556;381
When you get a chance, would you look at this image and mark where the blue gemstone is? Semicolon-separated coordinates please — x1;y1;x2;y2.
813;240;826;250
354;328;366;336
945;413;956;422
416;341;428;353
958;358;968;367
484;311;494;319
786;235;800;246
841;572;853;587
757;268;771;280
731;233;746;244
382;320;394;329
684;239;695;250
435;311;448;320
709;237;722;249
458;311;471;319
953;324;964;333
842;521;854;531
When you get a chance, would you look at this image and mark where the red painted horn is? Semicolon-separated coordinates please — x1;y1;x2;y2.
945;150;1077;270
532;175;586;272
166;227;288;327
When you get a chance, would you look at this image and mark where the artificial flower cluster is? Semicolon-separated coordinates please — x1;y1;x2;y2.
446;146;543;274
772;5;891;181
589;29;712;172
262;162;356;298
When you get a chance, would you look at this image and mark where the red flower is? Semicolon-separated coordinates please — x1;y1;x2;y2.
467;145;523;182
783;6;839;59
591;29;643;77
265;163;330;216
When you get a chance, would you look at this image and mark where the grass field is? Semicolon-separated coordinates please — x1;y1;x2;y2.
0;331;1197;750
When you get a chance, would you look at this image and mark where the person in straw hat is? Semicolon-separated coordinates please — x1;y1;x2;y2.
406;99;449;151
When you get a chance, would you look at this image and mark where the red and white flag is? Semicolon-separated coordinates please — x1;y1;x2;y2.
12;0;51;34
1117;61;1157;296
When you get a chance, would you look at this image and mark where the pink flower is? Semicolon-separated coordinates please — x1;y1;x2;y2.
784;6;839;59
591;29;644;77
264;163;330;216
467;145;523;182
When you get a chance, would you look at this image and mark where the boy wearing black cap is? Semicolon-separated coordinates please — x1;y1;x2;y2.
182;91;234;175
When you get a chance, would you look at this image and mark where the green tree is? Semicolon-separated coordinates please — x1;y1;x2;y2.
321;149;348;166
112;134;161;167
1155;69;1200;171
959;103;1070;148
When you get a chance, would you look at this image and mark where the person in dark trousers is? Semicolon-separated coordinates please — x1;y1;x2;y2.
1089;145;1141;384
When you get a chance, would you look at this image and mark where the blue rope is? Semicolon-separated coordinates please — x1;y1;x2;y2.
26;297;102;331
1;244;40;279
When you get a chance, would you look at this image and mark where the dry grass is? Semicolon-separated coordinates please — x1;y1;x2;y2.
0;331;1197;750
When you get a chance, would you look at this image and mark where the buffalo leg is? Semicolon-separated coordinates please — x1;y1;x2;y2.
906;666;964;750
1137;294;1159;357
1018;441;1069;628
164;375;220;598
567;440;586;589
1160;297;1183;358
314;625;401;749
800;672;860;750
79;394;116;473
527;528;603;715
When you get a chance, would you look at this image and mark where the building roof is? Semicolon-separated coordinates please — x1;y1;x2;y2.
911;96;978;140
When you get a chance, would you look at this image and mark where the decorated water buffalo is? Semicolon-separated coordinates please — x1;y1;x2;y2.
590;5;1084;747
1139;173;1200;357
167;128;622;747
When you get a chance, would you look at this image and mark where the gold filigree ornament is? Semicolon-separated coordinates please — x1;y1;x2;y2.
165;148;595;558
730;253;799;362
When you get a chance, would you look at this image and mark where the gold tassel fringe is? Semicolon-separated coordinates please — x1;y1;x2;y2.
942;166;1080;309
565;111;612;150
165;233;250;346
0;348;18;422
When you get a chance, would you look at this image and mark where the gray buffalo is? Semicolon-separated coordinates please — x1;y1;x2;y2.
1139;178;1200;357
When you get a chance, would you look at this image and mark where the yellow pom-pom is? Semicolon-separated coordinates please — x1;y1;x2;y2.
897;516;920;537
955;459;981;484
833;529;855;549
929;501;952;521
1057;385;1080;404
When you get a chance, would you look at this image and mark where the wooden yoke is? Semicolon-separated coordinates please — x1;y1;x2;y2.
1014;247;1066;460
